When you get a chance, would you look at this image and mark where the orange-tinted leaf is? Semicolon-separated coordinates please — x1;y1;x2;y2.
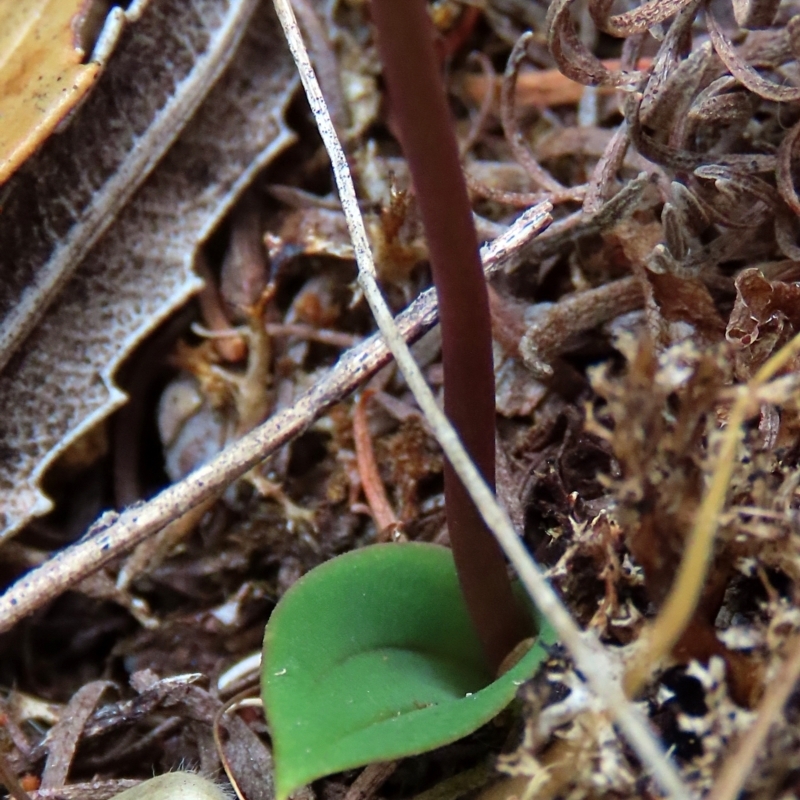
0;0;295;538
0;0;114;184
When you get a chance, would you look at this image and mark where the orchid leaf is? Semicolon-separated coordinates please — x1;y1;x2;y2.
262;543;555;800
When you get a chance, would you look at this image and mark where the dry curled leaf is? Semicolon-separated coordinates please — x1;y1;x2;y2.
0;0;260;376
645;267;726;345
545;0;645;89
727;268;800;377
0;1;296;538
706;8;800;103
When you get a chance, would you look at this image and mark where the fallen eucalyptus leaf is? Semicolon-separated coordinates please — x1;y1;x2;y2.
0;1;296;538
0;0;126;184
262;543;555;800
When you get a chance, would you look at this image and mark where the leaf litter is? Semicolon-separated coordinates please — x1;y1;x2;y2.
4;0;800;799
0;0;116;185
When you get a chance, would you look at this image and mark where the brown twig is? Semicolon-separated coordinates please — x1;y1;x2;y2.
265;322;360;348
353;390;400;536
343;762;399;800
371;0;528;670
196;252;248;363
465;173;557;209
0;751;33;800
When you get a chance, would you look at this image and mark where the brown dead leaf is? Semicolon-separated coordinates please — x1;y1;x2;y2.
0;1;296;538
41;681;114;789
727;268;800;377
118;677;275;800
646;268;726;344
0;0;118;184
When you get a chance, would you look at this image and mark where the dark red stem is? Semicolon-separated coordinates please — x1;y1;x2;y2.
370;0;528;671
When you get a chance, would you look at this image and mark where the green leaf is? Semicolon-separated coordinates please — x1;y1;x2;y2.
261;542;555;800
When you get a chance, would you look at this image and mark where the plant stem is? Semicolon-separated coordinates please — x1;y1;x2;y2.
370;0;527;671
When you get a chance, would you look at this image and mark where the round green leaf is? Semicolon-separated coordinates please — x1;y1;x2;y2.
262;542;555;800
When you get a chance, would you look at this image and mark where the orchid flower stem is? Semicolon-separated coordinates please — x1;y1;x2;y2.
369;0;528;671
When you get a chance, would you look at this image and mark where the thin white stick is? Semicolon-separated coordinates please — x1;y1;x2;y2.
272;3;693;799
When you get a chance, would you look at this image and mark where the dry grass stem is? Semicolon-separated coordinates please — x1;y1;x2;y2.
708;633;800;800
353;390;399;535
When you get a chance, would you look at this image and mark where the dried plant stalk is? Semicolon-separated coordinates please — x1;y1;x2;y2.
708;632;800;800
